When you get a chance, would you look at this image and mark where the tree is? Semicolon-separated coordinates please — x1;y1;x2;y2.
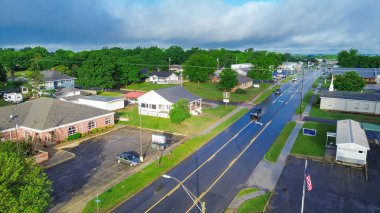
165;46;186;65
0;141;52;212
183;53;216;83
334;71;365;92
169;99;191;124
0;62;7;83
247;69;272;81
27;69;45;97
219;68;238;91
52;65;72;76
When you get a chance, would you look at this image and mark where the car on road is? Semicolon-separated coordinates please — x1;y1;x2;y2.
274;88;281;95
292;77;297;81
250;108;262;121
116;151;141;166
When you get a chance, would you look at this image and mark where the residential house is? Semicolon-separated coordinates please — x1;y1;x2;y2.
335;119;370;165
169;65;183;73
140;69;180;84
232;75;253;91
0;97;114;144
231;63;252;76
332;68;380;84
137;86;202;118
42;70;76;90
320;90;380;115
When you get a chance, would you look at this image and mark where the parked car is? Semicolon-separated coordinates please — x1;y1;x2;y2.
116;151;141;166
250;108;262;121
292;77;298;81
274;88;281;95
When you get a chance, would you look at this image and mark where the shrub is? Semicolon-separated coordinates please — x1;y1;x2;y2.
235;88;247;94
68;133;81;141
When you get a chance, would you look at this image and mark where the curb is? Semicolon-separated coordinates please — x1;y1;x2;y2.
43;152;76;169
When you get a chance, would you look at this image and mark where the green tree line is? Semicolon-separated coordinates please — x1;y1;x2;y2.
337;49;380;68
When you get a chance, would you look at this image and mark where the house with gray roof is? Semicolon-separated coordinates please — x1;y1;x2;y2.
332;68;380;84
140;69;180;84
232;74;253;91
0;97;114;144
137;86;202;118
320;90;380;115
42;70;76;89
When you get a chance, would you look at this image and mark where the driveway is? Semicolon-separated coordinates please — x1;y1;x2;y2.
267;131;380;213
46;126;184;212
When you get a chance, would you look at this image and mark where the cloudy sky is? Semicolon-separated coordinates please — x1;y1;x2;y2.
0;0;379;53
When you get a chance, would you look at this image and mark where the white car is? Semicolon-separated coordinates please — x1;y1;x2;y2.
292;77;298;81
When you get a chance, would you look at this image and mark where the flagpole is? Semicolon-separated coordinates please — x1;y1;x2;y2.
301;159;307;213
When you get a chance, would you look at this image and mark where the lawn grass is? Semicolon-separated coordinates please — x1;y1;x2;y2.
236;188;260;198
290;122;336;157
123;82;176;91
295;90;314;115
312;77;321;88
0;99;11;107
237;192;271;213
116;105;236;135
83;108;248;213
253;85;280;104
309;104;380;124
265;122;296;163
183;81;270;103
98;91;124;97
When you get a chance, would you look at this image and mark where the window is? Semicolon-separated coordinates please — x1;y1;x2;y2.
141;103;146;108
88;120;96;130
68;126;76;136
105;116;112;125
152;104;156;109
358;151;364;153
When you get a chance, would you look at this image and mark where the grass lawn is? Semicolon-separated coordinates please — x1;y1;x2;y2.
295;90;314;115
123;82;176;91
290;122;336;157
236;188;260;198
0;100;11;107
237;192;271;213
265;122;296;163
83;108;248;213
98;91;124;97
184;82;270;103
312;77;321;88
253;85;280;104
310;104;380;124
116;105;236;135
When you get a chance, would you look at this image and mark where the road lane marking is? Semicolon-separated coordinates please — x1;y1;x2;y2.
144;119;255;212
185;120;273;213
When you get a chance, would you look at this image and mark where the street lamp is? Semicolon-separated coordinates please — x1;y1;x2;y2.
162;174;205;212
299;68;305;118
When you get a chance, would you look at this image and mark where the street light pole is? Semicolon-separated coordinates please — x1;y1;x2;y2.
299;68;305;118
162;174;204;212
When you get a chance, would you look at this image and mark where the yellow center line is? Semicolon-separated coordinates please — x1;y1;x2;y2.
144;120;254;212
185;120;273;213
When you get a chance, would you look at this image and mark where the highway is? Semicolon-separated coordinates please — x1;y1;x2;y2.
113;71;318;213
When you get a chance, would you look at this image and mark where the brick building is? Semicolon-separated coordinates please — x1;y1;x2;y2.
0;97;114;144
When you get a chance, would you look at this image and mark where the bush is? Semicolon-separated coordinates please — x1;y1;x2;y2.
235;88;247;94
68;133;81;141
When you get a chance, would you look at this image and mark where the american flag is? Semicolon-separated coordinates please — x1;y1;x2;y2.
304;168;313;191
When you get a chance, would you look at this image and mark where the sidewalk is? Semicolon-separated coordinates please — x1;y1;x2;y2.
39;148;76;169
302;82;321;116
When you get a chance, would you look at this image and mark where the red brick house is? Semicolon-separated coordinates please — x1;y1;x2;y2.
0;97;114;144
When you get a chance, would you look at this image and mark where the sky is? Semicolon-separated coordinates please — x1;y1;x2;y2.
0;0;379;54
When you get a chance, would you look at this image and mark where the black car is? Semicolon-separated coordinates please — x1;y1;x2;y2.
274;88;281;95
250;108;262;121
116;151;141;166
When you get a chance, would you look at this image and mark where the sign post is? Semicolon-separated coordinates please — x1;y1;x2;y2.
223;91;230;109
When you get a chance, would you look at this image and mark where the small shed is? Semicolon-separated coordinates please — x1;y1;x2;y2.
78;96;124;111
336;119;370;165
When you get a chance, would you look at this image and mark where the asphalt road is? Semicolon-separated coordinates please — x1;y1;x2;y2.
112;71;318;213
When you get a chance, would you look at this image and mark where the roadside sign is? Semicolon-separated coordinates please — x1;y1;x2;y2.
303;128;317;136
152;134;166;144
223;99;229;103
223;91;230;99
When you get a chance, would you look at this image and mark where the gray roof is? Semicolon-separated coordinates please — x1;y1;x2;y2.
0;97;112;131
336;119;369;149
54;87;80;99
62;95;85;101
320;90;380;102
42;70;76;82
79;95;123;102
237;74;253;84
332;68;380;79
154;86;201;103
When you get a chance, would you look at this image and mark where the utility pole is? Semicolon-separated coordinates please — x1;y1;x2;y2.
299;68;305;118
139;105;144;162
168;57;171;71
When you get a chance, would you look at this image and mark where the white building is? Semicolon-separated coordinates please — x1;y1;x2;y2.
78;96;124;111
320;91;380;115
231;63;252;76
336;119;370;165
137;86;202;118
278;62;303;73
140;69;180;84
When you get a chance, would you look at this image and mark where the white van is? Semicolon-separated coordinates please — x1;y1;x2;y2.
4;93;23;103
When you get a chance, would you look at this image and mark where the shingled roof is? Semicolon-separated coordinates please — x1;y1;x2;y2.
237;74;253;84
0;98;113;131
321;90;380;102
41;70;76;82
154;86;200;103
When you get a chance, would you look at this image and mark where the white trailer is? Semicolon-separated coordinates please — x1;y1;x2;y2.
3;93;23;103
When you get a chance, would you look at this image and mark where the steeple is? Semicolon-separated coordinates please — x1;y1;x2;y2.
329;74;334;92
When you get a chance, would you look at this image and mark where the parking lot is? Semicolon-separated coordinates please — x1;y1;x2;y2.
267;131;380;213
46;126;184;211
